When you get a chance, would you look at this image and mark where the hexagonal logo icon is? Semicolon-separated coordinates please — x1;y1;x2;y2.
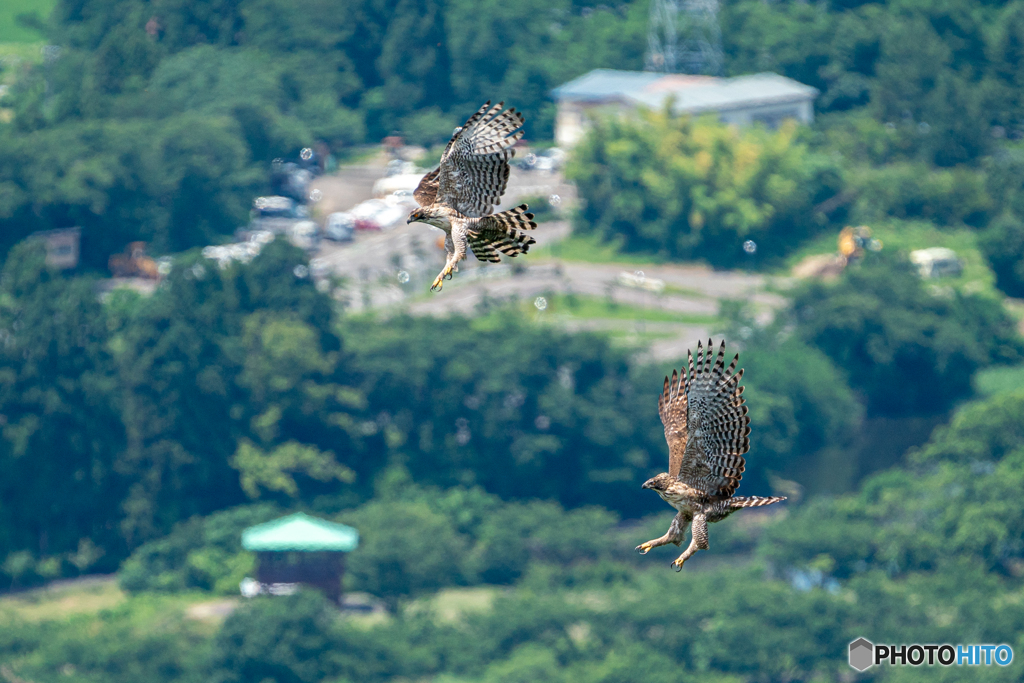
849;638;874;671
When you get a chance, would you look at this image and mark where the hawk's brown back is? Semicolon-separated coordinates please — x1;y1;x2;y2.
413;167;440;207
658;367;689;479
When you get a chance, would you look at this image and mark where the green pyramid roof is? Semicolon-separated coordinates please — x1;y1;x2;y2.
242;512;359;552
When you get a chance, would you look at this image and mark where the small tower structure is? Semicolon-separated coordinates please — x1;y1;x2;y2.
646;0;723;76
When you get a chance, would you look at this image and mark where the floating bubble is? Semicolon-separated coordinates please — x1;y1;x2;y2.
308;188;323;203
867;238;883;252
455;416;471;445
635;270;645;279
743;240;757;254
739;326;753;339
271;158;283;170
525;153;537;166
397;270;410;284
535;415;551;430
300;147;314;161
293;264;309;278
534;296;548;311
548;193;561;206
191;263;206;279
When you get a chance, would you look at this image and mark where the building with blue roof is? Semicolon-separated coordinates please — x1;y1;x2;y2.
552;69;818;147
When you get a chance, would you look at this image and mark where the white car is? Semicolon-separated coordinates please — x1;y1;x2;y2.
350;199;406;231
325;212;355;242
288;220;320;251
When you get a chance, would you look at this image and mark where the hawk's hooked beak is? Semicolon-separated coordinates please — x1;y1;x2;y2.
641;479;653;490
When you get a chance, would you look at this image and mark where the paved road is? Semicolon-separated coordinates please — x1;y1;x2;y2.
308;162;788;361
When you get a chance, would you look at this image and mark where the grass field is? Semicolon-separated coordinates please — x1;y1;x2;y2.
0;0;55;43
525;292;716;325
532;231;667;266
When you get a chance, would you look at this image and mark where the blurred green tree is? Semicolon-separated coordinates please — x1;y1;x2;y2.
568;113;842;266
790;252;1023;415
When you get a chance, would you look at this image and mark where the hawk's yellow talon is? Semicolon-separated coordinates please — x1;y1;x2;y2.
430;276;444;292
672;558;685;572
636;543;653;555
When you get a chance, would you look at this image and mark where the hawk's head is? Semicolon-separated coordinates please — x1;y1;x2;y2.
642;472;674;492
407;207;449;229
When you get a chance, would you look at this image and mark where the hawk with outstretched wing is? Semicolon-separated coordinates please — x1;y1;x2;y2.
636;339;787;570
407;102;537;291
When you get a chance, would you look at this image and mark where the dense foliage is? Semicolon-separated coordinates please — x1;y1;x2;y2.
789;252;1023;415
3;387;1024;681
0;0;651;263
568;114;842;266
2;232;1019;590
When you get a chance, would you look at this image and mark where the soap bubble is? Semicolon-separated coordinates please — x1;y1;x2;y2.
534;296;548;311
300;147;314;161
397;270;410;284
308;189;323;203
743;240;757;254
293;264;309;278
635;270;645;279
548;194;561;206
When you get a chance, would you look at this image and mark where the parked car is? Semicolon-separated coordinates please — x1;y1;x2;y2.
325;212;355;242
288;220;320;251
252;195;297;217
350;199;406;231
373;173;424;197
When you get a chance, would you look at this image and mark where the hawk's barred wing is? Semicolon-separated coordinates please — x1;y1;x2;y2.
437;101;524;217
679;340;749;499
466;204;536;263
413;167;440;207
658;367;688;479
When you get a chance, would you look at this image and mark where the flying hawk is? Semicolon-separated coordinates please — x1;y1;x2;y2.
407;102;537;292
637;339;786;570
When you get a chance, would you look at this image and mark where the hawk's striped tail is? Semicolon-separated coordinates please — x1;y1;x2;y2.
729;496;786;508
468;205;537;263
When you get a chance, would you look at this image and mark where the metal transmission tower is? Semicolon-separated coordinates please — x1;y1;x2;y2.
646;0;679;72
645;0;723;76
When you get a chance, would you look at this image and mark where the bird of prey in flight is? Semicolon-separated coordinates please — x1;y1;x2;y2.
407;101;537;292
637;339;786;570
